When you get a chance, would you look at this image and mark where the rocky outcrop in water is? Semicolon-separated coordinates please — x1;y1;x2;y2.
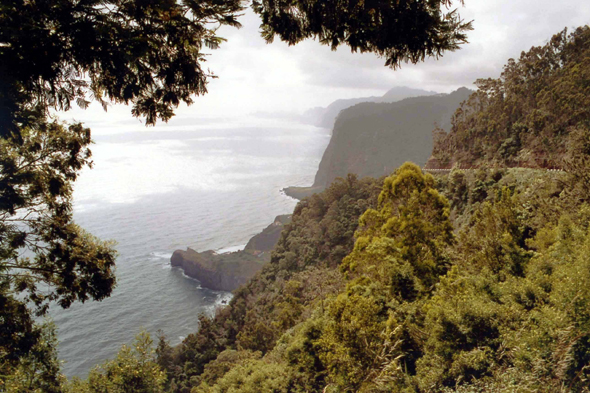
171;215;291;291
171;248;263;291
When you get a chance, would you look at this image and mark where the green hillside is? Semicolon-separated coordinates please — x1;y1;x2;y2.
428;27;590;170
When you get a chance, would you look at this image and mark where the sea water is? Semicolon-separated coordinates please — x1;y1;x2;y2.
50;118;330;377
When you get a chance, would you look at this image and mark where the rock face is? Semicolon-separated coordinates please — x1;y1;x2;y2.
171;215;291;291
244;215;291;251
171;249;263;291
311;88;472;190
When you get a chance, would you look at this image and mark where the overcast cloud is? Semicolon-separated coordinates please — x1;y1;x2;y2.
63;0;590;132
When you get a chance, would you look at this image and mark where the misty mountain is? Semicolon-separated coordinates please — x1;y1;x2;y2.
303;86;438;128
312;87;472;189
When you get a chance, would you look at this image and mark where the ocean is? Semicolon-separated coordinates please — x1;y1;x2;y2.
50;118;330;377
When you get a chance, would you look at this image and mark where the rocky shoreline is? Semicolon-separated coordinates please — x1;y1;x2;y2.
170;215;291;291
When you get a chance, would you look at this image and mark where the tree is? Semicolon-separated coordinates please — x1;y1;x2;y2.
314;163;454;391
0;0;471;138
341;162;454;299
0;322;66;393
253;0;472;68
67;331;166;393
0;0;244;137
0;122;116;369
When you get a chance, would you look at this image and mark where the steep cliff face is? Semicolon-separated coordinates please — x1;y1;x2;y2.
170;215;291;291
312;88;472;189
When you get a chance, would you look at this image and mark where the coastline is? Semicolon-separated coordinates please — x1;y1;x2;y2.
170;214;292;292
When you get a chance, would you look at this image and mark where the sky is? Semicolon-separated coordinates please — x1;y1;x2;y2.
62;0;590;132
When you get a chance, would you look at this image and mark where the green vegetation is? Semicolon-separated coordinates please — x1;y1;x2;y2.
142;25;590;392
3;2;590;392
429;26;590;170
1;322;65;393
67;331;166;393
1;0;471;386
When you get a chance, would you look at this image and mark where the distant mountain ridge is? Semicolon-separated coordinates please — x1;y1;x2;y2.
303;86;438;128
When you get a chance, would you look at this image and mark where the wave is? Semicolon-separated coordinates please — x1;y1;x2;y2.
202;292;234;316
150;251;174;260
215;292;233;306
178;270;203;288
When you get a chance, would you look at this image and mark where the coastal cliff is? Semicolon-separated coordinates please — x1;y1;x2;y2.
284;88;471;199
312;88;472;190
171;248;264;291
171;215;291;291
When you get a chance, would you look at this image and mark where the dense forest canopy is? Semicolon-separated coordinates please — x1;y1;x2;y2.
429;26;590;170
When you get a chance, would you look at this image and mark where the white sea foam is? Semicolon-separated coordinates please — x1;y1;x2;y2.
150;251;174;260
215;292;234;306
177;270;200;285
203;292;233;315
216;244;247;254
